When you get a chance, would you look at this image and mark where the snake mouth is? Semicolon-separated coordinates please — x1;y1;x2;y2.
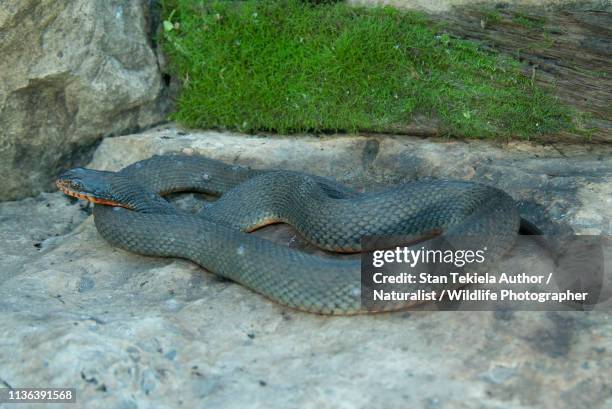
56;180;130;208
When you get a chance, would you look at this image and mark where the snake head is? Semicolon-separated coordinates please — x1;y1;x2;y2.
56;168;126;207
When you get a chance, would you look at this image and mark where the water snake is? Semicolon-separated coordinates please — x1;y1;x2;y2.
56;154;526;314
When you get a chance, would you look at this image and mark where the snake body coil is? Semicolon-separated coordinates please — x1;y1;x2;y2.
57;155;521;314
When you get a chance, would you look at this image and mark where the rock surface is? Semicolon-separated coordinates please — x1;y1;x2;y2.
0;0;167;201
1;127;611;409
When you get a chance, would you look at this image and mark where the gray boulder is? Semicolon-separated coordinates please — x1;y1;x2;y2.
0;0;167;201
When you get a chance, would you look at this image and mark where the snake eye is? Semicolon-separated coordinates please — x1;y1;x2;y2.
70;181;83;190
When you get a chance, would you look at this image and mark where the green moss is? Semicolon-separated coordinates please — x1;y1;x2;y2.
160;0;574;138
482;9;502;26
512;12;547;30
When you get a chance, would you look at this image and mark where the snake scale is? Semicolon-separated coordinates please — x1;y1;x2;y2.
57;154;522;314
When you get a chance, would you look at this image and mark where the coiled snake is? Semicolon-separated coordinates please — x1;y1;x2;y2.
57;154;526;314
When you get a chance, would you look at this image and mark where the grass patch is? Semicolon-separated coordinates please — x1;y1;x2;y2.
482;9;502;26
160;0;574;138
512;12;547;30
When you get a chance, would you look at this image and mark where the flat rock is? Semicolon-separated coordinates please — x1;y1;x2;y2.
1;126;611;408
